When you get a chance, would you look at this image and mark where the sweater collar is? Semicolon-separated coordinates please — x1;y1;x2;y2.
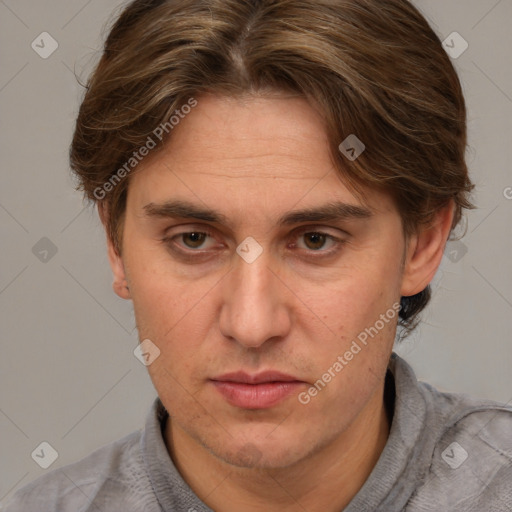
141;353;432;512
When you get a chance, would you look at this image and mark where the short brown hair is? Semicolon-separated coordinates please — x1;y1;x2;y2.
70;0;474;332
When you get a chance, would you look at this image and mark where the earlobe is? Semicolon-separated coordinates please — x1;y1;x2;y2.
98;202;132;301
401;201;455;297
107;240;132;300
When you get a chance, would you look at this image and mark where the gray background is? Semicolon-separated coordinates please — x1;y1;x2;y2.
1;0;511;503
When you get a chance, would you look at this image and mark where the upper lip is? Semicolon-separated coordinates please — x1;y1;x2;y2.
211;371;302;384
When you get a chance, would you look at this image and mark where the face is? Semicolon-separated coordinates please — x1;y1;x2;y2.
107;93;430;469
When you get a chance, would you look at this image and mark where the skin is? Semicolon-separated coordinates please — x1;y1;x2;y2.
101;92;454;511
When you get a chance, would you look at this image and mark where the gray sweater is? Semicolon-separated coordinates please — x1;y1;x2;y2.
2;353;511;511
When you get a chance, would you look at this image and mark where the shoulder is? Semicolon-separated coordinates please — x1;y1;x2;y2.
410;383;512;511
0;429;155;512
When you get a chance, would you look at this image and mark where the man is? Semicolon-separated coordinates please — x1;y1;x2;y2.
3;0;511;511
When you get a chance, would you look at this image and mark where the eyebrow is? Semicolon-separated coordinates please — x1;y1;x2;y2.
142;199;373;227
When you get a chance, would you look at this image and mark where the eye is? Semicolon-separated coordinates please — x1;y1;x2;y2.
161;229;219;255
180;232;211;249
161;226;346;261
299;232;332;251
294;230;341;253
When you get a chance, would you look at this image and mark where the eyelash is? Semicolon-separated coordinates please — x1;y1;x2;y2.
161;226;346;260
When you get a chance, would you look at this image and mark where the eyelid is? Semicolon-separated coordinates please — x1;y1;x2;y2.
292;224;347;236
163;223;216;235
164;224;346;240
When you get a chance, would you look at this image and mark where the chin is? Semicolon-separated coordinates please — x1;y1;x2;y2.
214;444;302;469
202;430;317;470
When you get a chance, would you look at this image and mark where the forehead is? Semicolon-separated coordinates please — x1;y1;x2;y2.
166;93;332;176
127;93;395;218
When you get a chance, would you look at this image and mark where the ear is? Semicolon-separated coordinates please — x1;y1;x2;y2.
401;201;455;297
98;202;132;300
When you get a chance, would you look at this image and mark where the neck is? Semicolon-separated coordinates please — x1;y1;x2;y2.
164;381;391;512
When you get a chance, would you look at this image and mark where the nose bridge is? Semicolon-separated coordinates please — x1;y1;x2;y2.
234;252;272;304
219;247;290;347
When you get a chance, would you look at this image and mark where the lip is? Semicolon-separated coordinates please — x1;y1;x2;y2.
210;371;305;409
212;370;301;384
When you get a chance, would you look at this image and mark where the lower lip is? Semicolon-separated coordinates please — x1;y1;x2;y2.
211;381;304;409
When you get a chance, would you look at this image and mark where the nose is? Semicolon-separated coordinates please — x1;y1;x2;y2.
218;247;292;348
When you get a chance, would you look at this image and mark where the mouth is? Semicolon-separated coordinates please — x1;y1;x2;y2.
210;371;305;409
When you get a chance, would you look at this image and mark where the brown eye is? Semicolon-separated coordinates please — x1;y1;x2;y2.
181;232;208;248
303;233;327;250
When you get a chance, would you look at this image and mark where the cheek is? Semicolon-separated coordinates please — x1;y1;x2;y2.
126;259;221;379
294;257;401;335
124;238;205;330
291;254;401;387
296;307;396;429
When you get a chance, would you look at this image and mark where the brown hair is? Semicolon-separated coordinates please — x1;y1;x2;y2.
70;0;474;332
